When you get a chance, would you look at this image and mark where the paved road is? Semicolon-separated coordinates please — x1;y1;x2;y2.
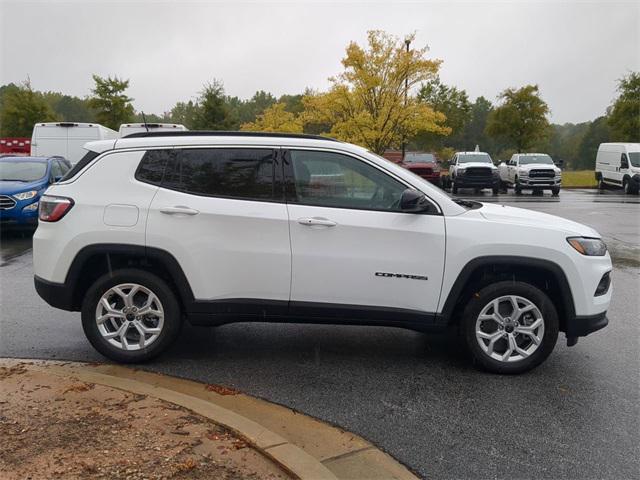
1;189;639;479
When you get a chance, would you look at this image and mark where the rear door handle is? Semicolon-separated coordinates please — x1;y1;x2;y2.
160;206;200;216
297;217;337;227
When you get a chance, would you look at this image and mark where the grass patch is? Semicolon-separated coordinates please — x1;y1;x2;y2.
562;170;597;188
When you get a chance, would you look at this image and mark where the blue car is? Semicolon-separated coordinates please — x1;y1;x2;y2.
0;156;71;227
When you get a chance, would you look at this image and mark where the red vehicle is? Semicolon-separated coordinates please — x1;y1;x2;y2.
0;138;31;156
399;152;442;187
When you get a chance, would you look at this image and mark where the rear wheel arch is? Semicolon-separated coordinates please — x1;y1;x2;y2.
440;256;575;332
66;244;194;312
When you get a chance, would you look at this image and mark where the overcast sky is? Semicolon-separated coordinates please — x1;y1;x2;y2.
1;0;638;124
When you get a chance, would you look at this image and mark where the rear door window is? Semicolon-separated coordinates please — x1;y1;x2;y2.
162;148;279;201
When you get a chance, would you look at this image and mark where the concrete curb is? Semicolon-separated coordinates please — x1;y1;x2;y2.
1;359;419;480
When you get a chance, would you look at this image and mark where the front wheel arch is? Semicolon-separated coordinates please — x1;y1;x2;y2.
439;256;574;332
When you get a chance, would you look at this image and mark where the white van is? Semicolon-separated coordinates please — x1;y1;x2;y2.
595;143;640;194
119;123;187;137
31;123;119;165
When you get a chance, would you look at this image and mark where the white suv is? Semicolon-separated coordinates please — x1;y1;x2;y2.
33;132;612;374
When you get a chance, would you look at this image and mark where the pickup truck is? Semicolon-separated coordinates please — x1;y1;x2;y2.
498;153;562;195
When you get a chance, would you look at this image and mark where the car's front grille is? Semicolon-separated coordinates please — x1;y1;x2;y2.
529;169;555;178
0;195;16;210
465;167;492;177
410;167;434;176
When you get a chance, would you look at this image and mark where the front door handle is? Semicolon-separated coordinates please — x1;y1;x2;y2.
160;206;200;216
297;217;337;227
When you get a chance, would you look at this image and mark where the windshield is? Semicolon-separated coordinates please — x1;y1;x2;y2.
519;155;554;165
458;154;492;164
0;161;48;182
405;154;435;164
629;152;640;167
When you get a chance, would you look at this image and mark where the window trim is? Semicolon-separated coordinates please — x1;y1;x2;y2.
283;147;442;215
136;146;285;204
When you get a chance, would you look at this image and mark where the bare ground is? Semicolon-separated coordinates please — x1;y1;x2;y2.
0;362;291;480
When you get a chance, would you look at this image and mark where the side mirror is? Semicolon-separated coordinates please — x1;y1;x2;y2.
555;159;563;168
400;188;433;213
621;159;629;169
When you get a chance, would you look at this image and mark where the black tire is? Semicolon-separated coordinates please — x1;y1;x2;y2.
623;178;638;195
461;281;559;374
452;182;458;194
81;269;182;363
597;174;606;190
492;187;499;196
551;187;560;196
499;181;508;194
515;184;522;195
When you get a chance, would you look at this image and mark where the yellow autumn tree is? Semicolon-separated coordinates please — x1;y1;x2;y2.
240;102;303;133
302;31;450;154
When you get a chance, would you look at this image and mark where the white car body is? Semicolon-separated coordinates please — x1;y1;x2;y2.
32;133;612;371
31;122;119;165
595;143;640;194
498;153;562;192
119;123;187;137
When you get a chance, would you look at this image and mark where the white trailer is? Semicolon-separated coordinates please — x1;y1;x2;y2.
31;123;119;165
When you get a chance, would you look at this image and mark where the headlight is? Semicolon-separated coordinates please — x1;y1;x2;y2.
518;168;528;176
23;202;39;211
14;190;38;201
567;237;607;256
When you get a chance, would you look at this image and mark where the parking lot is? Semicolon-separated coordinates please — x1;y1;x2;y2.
1;188;638;479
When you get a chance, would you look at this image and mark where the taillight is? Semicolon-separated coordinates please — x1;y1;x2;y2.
39;195;74;222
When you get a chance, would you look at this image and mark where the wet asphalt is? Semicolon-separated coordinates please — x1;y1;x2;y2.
1;188;639;480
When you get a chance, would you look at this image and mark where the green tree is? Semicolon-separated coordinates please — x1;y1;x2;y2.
87;75;134;129
461;96;495;154
486;85;550;152
193;80;235;130
414;76;472;150
577;116;611;170
169;100;199;128
0;80;57;136
302;30;449;154
608;71;640;142
43;92;95;122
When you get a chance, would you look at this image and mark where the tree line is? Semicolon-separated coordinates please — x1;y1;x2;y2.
1;31;637;170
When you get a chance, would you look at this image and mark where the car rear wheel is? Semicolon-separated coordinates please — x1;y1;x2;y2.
82;269;182;363
461;281;559;374
452;182;459;194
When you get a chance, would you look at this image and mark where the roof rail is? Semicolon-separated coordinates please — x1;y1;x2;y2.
122;130;340;142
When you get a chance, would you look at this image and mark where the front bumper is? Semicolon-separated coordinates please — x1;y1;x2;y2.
518;177;562;187
0;197;39;225
454;175;500;188
564;311;608;346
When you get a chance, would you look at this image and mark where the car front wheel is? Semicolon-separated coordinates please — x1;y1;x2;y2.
81;269;182;363
461;281;559;374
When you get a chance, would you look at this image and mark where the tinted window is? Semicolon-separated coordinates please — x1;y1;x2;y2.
628;152;640;167
60;150;100;181
289;150;406;211
163;148;276;200
136;149;172;185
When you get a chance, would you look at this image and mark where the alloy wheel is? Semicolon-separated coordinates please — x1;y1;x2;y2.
95;283;164;351
475;295;545;363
